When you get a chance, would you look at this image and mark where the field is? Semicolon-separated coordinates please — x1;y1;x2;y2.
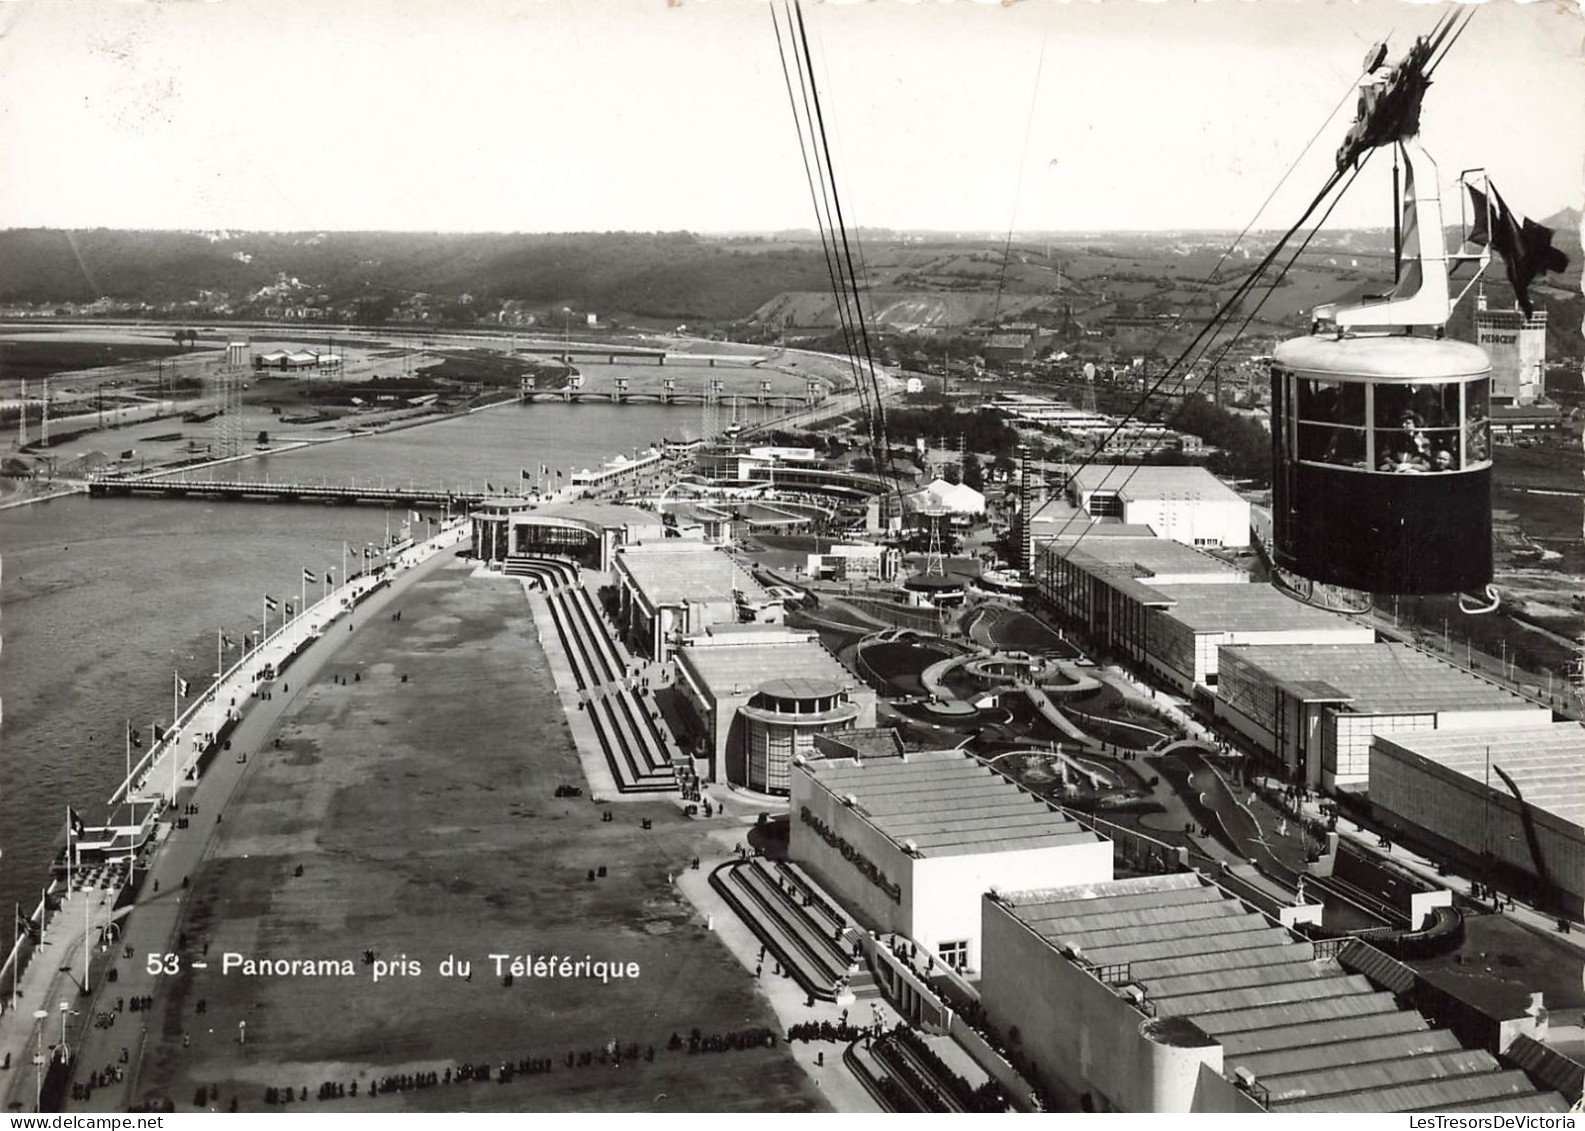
131;563;822;1113
0;336;196;387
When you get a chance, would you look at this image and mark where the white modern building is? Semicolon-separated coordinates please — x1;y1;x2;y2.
612;543;776;663
1067;466;1251;550
1475;296;1546;406
1143;584;1376;694
674;625;874;789
790;747;1111;975
1215;643;1554;791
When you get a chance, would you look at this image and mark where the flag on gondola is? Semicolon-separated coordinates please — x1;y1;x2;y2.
264;595;279;612
178;677;190;697
303;568;317;584
1467;182;1570;318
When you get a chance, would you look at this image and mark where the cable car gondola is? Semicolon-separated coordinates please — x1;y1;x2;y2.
1270;39;1507;603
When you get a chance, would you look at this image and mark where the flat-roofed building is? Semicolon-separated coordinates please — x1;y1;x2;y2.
1215;643;1553;791
1038;536;1246;665
980;873;1570;1113
471;498;664;571
805;542;901;583
1370;723;1585;916
613;543;776;663
674;626;874;789
1144;584;1375;694
1067;465;1251;549
791;749;1111;975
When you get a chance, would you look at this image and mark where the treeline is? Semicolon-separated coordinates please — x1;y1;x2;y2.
1170;395;1271;485
0;229;833;321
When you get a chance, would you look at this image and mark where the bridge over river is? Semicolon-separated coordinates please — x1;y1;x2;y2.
89;476;486;507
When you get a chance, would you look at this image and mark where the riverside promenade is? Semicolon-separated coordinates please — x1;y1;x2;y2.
0;520;469;1113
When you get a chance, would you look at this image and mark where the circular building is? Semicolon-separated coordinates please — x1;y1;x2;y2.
741;677;863;795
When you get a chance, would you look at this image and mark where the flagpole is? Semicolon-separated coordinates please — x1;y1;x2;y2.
83;884;90;993
300;573;306;624
342;543;348;590
65;808;72;893
125;721;133;828
12;903;19;1008
172;669;179;731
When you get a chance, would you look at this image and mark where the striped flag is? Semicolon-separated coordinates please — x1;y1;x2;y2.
221;633;235;648
178;677;191;697
264;595;279;612
284;600;294;615
303;568;317;584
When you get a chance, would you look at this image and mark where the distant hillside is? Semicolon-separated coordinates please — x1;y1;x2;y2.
0;230;833;322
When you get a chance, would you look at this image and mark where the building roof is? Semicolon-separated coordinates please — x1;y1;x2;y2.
922;477;986;514
679;630;859;701
799;749;1101;858
1371;723;1585;827
1156;584;1368;634
616;544;765;607
1068;465;1247;505
1220;643;1540;717
994;874;1566;1112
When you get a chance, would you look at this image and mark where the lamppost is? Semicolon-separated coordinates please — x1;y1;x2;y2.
32;1009;49;1111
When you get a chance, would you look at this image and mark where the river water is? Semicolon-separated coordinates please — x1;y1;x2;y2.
0;401;701;921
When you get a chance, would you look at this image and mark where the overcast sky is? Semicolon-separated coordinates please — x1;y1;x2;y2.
0;0;1579;234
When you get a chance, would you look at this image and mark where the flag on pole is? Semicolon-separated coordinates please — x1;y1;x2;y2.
556;469;563;479
264;595;279;612
129;726;143;749
68;807;85;838
520;469;531;481
221;633;235;649
18;906;38;944
486;481;494;493
409;510;421;524
284;600;294;615
178;677;191;697
303;568;317;584
153;724;166;743
541;463;549;476
326;569;334;585
1467;181;1570;318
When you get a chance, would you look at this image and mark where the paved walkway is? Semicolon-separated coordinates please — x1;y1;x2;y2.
674;834;886;1114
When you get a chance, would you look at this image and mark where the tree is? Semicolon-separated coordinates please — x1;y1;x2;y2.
962;452;985;493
